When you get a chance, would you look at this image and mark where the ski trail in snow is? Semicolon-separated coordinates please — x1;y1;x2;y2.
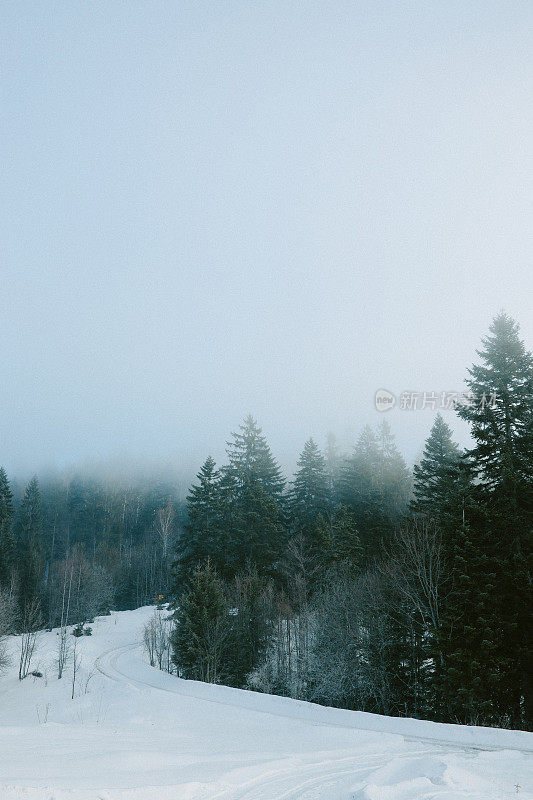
93;640;532;800
201;749;447;800
95;641;533;755
2;608;531;800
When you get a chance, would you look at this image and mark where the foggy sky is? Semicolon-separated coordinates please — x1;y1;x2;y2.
1;1;532;482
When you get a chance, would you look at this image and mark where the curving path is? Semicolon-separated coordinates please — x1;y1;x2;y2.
93;638;533;799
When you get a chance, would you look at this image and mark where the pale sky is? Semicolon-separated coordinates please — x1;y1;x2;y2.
1;1;532;480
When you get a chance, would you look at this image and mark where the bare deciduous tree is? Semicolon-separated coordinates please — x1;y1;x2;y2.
155;504;175;559
382;519;443;638
19;598;41;680
142;608;173;672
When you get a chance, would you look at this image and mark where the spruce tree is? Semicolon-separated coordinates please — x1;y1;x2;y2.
458;313;533;502
376;419;412;519
412;414;461;518
225;415;285;499
289;438;330;539
173;457;223;591
0;467;16;587
455;313;533;727
440;314;533;727
171;559;228;683
223;416;286;577
17;476;44;614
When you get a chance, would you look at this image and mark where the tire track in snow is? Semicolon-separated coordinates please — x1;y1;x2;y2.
95;642;533;755
201;748;446;800
93;641;533;799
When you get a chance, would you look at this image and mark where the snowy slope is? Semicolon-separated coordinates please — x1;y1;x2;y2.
0;606;531;800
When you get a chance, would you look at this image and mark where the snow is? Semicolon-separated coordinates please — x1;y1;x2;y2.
0;606;531;799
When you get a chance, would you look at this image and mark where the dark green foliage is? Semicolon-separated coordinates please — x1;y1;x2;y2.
174;417;286;591
236;479;285;574
171;560;229;683
458;313;533;500
412;414;461;519
173;457;222;589
311;505;362;574
225;570;273;687
440;314;533;728
16;476;44;614
0;467;16;587
340;422;410;559
225;415;285;500
289;438;330;539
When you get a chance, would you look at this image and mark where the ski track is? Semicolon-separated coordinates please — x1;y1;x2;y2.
97;642;533;754
95;640;528;800
2;609;530;800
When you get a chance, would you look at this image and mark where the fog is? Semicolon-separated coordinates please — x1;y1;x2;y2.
1;1;532;483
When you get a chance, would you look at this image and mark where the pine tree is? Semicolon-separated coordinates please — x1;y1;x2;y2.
235;479;284;575
222;416;286;577
310;505;362;574
341;423;408;559
173;457;221;591
440;314;533;727
376;419;412;519
458;313;533;502
225;415;285;499
17;476;44;614
0;467;16;587
455;313;533;727
171;559;229;683
289;439;330;539
412;414;461;518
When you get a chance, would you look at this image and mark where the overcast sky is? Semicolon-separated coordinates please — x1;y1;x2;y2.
1;1;532;481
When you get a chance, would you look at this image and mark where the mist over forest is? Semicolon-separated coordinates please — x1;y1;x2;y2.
1;7;532;798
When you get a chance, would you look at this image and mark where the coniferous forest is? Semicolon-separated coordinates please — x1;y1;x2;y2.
1;313;531;730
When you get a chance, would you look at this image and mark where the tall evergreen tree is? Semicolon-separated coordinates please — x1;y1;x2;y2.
171;559;229;683
341;423;408;559
173;457;222;590
16;476;44;613
225;415;285;499
458;314;532;727
458;313;533;502
0;467;16;587
376;419;412;519
412;414;461;518
442;314;533;727
289;438;330;538
222;416;286;577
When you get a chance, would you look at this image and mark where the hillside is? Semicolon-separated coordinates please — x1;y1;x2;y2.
0;606;531;799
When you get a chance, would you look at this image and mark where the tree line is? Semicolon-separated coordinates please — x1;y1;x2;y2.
169;313;532;731
0;469;184;654
1;312;531;730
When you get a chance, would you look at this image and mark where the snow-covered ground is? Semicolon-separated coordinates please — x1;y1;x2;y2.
0;606;531;799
